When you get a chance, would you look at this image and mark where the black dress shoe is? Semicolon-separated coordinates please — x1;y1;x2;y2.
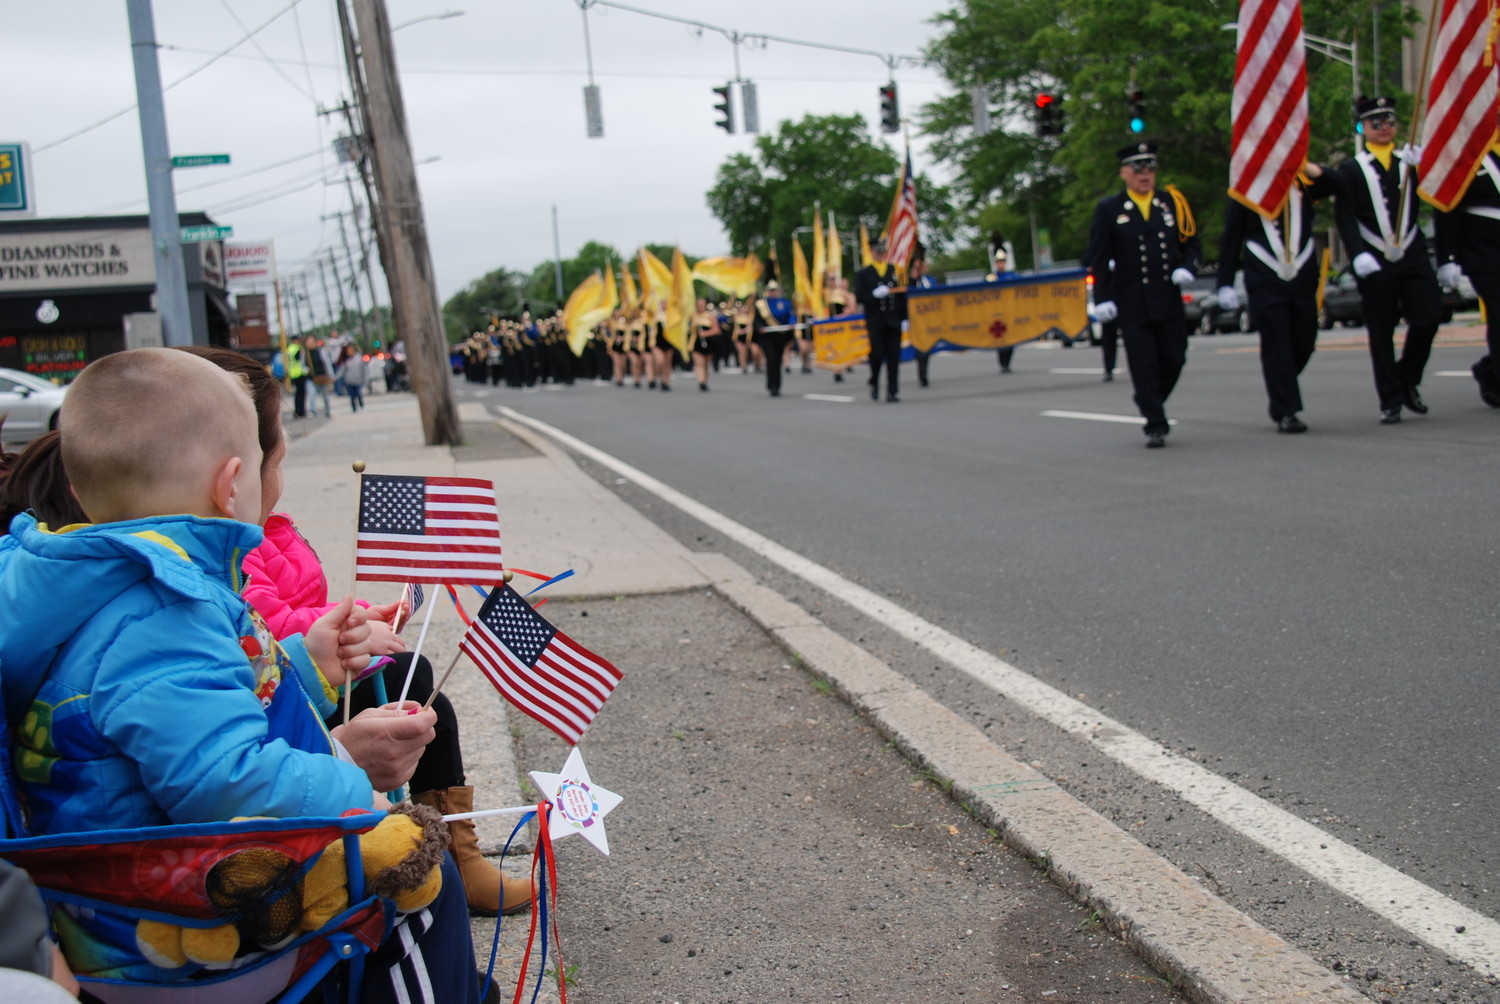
1102;372;1114;382
886;394;900;403
1379;407;1402;424
1474;361;1500;407
1144;431;1165;448
1277;414;1308;434
870;384;879;401
1402;386;1428;414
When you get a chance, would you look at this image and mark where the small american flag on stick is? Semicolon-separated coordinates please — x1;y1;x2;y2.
459;584;622;746
355;474;505;585
1228;0;1310;218
1418;0;1500;211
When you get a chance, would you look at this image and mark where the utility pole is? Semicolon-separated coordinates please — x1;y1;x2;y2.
315;256;337;336
125;0;193;346
345;0;460;444
328;209;374;347
552;204;565;300
344;172;386;347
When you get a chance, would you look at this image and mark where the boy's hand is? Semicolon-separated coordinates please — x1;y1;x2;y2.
330;702;437;791
364;619;408;657
307;595;359;686
366;599;403;625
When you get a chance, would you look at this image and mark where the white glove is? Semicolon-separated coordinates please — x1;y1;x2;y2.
872;284;890;299
1396;143;1422;167
1215;286;1240;312
1091;300;1118;323
1353;252;1382;278
1171;268;1196;288
1437;262;1464;288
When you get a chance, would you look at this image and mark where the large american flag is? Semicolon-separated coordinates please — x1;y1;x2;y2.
1419;0;1500;211
354;474;505;585
459;584;622;746
1228;0;1310;217
883;145;919;274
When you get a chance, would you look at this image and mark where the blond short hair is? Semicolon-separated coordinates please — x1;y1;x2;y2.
61;348;258;522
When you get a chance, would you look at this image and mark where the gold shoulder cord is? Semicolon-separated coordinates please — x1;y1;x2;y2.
1165;184;1197;243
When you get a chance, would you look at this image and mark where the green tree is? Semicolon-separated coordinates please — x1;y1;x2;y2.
442;267;525;343
706;113;959;274
921;0;1419;269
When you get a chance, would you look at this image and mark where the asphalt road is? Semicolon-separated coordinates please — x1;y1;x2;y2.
460;323;1498;999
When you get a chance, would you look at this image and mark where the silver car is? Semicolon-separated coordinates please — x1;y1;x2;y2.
0;368;68;446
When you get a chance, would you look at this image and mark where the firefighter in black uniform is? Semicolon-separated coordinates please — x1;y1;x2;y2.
752;281;796;397
1434;128;1500;409
1216;162;1339;433
1084;142;1202;447
1334;96;1443;424
853;237;904;402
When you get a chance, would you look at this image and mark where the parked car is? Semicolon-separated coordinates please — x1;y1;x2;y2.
1180;275;1218;333
1200;274;1255;333
0;368;68;446
1318;262;1462;329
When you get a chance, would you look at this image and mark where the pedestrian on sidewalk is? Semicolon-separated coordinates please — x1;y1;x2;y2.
337;343;368;412
307;337;335;418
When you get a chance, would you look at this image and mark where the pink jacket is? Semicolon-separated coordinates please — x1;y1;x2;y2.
243;512;365;639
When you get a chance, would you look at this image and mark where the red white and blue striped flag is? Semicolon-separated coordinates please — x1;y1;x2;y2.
883;145;919;274
459;584;622;746
355;474;505;585
1419;0;1500;211
1228;0;1310;217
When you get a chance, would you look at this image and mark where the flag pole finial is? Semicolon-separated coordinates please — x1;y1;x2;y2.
352;459;366;474
503;569;515;583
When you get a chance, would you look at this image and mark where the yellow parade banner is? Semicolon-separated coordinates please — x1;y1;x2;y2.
810;317;869;372
906;270;1090;353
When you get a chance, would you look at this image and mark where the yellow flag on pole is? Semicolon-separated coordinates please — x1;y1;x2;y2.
859;222;874;267
827;212;842;283
690;255;762;298
562;271;614;356
638;247;673;322
619;262;639;313
661;247;693;355
792;238;814;317
810;212;827;319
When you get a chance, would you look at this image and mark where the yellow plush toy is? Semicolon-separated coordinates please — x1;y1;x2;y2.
136;803;449;970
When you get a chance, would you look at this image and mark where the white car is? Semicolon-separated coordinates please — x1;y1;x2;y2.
0;368;68;447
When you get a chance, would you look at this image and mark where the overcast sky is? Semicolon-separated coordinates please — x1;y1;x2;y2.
9;1;956;315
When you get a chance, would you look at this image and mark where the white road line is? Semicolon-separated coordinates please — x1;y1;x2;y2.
1049;367;1111;375
1434;370;1473;378
802;393;855;403
499;404;1500;979
1042;409;1179;427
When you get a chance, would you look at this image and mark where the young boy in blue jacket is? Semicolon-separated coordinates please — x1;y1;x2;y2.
0;347;376;832
0;348;485;1002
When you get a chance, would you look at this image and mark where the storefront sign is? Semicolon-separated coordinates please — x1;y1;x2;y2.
0;142;35;218
0;228;154;293
224;240;274;286
906;270;1090;352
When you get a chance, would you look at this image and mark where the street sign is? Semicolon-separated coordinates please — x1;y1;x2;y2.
172;154;230;168
180;225;233;243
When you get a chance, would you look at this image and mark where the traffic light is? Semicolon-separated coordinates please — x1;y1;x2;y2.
1034;93;1062;137
1127;90;1147;134
740;80;760;134
879;83;900;134
713;83;735;134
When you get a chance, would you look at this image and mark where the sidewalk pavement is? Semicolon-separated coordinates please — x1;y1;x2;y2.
279;390;1369;1003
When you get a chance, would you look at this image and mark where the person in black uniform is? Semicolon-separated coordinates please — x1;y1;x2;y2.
853;238;904;402
987;246;1018;373
1434;125;1500;409
1334;96;1443;424
752;281;796;397
1083;141;1203;447
1216;162;1339;433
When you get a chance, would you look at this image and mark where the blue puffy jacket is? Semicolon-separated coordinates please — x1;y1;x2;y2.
0;513;373;835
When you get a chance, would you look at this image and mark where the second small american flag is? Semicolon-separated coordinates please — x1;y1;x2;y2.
355;474;505;585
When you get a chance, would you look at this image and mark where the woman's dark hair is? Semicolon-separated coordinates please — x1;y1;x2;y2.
175;346;284;473
0;429;89;533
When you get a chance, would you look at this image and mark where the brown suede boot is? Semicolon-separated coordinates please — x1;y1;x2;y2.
412;786;535;916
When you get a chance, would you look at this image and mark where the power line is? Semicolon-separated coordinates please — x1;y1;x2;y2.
33;0;306;154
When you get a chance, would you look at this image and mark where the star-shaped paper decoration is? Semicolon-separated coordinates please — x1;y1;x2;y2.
529;747;622;856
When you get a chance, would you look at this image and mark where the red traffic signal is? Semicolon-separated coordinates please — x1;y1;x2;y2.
1035;93;1056;108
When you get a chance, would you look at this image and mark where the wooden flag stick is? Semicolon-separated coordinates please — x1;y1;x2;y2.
396;593;439;705
441;805;536;823
343;459;366;728
1395;0;1445;240
423;650;464;711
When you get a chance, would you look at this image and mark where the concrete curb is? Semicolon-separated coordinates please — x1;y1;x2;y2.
682;557;1366;1003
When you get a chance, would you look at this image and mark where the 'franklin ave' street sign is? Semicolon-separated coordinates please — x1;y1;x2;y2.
172;154;230;168
180;225;233;243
